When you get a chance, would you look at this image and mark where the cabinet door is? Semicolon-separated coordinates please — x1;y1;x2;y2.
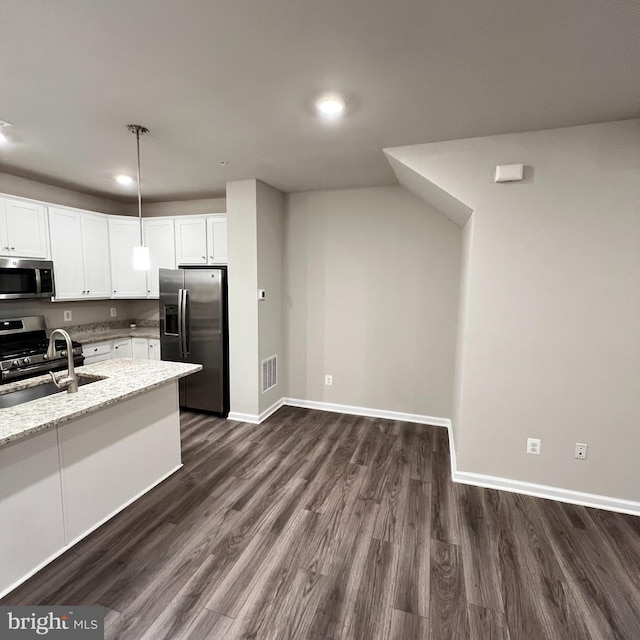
81;212;111;299
48;208;85;299
132;338;149;360
112;338;132;358
147;338;161;361
145;219;176;298
175;218;207;265
206;217;228;264
1;199;48;258
108;218;147;298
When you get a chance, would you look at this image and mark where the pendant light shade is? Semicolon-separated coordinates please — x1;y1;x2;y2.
126;124;150;271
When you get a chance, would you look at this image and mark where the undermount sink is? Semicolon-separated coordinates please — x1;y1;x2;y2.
0;376;102;409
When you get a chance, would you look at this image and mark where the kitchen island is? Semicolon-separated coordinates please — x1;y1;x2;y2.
0;358;201;598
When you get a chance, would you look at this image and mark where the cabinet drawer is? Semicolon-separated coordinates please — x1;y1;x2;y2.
85;342;111;358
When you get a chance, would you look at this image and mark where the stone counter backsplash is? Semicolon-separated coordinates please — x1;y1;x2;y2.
63;319;160;344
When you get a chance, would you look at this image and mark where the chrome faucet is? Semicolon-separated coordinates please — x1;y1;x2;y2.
47;328;79;393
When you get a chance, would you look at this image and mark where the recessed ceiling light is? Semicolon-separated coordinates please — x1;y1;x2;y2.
315;94;346;118
116;174;134;185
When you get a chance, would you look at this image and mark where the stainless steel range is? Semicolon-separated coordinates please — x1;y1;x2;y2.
0;316;84;383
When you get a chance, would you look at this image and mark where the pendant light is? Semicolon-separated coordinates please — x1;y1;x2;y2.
127;124;150;270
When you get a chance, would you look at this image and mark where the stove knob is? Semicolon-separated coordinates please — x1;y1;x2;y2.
22;357;31;365
11;359;20;367
43;354;49;360
60;350;67;357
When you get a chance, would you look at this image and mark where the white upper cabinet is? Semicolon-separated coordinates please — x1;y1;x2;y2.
175;218;207;265
81;212;111;298
207;217;228;264
144;218;176;298
0;198;48;259
49;208;111;300
49;208;85;299
175;215;227;266
108;217;147;298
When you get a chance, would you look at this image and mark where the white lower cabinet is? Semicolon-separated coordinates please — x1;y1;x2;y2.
148;338;161;361
83;341;112;365
0;429;66;597
0;383;182;596
83;337;159;362
57;386;181;544
132;338;149;360
112;338;132;358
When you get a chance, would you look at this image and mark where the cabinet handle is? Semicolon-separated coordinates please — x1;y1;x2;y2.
113;290;117;293
87;290;90;294
202;256;206;260
209;256;214;260
9;247;15;251
82;290;86;294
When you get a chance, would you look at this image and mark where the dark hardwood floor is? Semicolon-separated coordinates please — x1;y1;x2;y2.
3;406;640;639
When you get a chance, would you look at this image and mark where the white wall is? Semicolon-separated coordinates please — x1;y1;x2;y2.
387;120;640;503
284;186;462;418
0;172;128;215
226;179;286;419
125;197;226;217
227;180;260;417
256;182;285;414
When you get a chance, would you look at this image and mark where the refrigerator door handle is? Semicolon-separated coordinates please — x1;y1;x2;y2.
177;288;185;359
182;288;190;357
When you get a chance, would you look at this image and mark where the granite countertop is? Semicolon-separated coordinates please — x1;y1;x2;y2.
67;321;160;345
0;358;202;448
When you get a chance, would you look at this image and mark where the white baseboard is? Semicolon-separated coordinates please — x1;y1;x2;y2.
452;468;640;517
283;397;450;428
443;420;640;517
227;398;285;425
259;398;285;423
228;399;640;517
227;411;260;424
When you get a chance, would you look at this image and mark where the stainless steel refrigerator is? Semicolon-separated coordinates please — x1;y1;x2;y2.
159;267;229;415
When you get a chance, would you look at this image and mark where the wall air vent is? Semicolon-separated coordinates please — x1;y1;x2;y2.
261;355;278;393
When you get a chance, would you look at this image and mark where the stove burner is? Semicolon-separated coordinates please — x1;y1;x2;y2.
0;315;84;382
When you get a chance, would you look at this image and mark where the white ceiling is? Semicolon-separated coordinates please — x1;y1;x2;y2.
0;0;638;203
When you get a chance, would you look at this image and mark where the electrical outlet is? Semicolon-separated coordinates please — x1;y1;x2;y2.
63;310;72;322
324;375;333;386
527;438;541;455
575;443;588;460
110;307;117;317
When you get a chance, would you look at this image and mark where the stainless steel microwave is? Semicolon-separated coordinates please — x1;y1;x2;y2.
0;258;55;300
